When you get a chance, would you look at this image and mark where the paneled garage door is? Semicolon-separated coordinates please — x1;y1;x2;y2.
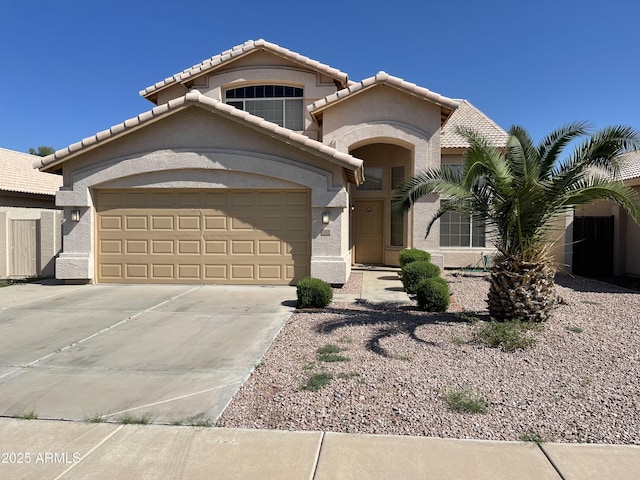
95;189;310;284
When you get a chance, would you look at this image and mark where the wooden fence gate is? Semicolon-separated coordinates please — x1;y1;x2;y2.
9;219;38;277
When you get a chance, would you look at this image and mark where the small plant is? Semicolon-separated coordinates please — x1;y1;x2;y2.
184;414;213;427
580;300;600;305
316;344;349;362
296;277;333;308
336;372;361;380
401;260;440;294
454;312;480;323
565;325;583;333
415;276;450;311
117;412;154;425
17;408;38;420
519;432;547;444
301;372;333;391
473;319;536;352
84;413;106;423
337;335;352;344
451;336;469;346
398;248;431;267
443;387;487;414
393;353;412;362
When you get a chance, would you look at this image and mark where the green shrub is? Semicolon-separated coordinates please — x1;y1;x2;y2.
416;277;450;311
296;277;333;308
301;372;333;391
316;344;349;362
398;248;431;267
443;387;487;414
473;320;536;352
402;260;440;293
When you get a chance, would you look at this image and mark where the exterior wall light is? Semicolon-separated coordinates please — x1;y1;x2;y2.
71;209;81;222
322;211;330;224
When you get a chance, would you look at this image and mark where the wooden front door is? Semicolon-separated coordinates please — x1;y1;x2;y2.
354;199;384;264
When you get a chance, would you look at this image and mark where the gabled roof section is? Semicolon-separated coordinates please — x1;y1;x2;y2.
0;147;62;196
441;99;508;149
309;71;459;126
618;150;640;181
35;91;364;185
140;39;352;103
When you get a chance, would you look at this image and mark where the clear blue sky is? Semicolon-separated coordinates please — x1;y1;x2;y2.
1;0;638;154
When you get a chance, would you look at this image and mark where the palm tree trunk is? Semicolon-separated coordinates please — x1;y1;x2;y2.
487;256;557;322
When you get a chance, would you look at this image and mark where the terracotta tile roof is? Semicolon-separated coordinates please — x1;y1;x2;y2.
309;71;459;125
618;150;640;181
441;99;508;148
36;91;364;185
0;147;62;196
140;39;351;100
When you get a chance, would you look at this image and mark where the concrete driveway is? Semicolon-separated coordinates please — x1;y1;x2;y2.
0;281;295;424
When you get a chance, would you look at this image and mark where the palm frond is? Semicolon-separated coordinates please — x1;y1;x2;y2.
566;125;640;176
392;167;467;213
537;121;591;177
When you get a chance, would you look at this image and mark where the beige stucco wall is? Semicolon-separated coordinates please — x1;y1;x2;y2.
0;207;62;279
55;106;353;284
159;52;343;141
319;85;448;266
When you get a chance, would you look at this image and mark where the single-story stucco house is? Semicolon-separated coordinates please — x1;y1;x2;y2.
0;147;62;279
574;150;640;278
36;39;522;286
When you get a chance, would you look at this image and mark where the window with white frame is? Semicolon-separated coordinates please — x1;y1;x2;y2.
439;199;486;247
225;85;304;130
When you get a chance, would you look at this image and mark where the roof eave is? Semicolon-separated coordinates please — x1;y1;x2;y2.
309;76;459;127
37;92;364;185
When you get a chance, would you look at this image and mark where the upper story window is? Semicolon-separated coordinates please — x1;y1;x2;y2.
225;85;304;130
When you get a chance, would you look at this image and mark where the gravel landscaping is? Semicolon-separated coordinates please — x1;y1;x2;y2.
218;271;640;444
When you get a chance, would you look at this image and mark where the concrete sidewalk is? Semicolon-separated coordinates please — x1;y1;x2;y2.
333;266;412;304
1;418;639;480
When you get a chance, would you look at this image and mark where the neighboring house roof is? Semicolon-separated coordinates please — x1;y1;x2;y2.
309;71;459;126
618;150;640;181
0;147;62;196
441;99;509;149
140;39;352;102
35;91;364;185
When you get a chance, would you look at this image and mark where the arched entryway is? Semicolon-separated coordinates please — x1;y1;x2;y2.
350;142;412;265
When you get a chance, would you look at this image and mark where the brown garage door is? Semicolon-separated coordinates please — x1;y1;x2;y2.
95;189;310;284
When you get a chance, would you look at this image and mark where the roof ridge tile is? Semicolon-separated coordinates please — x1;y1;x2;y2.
140;39;350;99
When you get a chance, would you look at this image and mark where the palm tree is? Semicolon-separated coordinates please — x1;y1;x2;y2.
393;122;640;322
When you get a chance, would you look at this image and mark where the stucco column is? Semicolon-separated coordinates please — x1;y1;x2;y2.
56;207;94;281
310;206;351;284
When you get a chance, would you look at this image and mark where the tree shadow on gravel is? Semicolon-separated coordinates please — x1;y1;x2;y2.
312;300;485;358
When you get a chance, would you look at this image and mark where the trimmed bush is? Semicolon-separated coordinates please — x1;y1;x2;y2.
416;277;450;312
402;260;440;294
296;277;333;308
398;248;431;267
